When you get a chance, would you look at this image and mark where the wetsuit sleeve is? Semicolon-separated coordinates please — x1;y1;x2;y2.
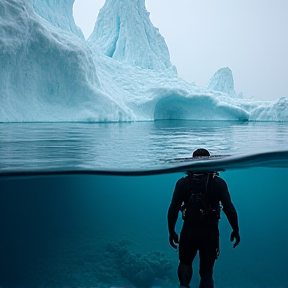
167;178;185;234
218;178;239;233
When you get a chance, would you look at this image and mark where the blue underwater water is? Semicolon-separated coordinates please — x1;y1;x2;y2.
0;121;288;288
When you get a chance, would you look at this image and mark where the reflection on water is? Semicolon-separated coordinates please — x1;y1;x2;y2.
0;121;288;170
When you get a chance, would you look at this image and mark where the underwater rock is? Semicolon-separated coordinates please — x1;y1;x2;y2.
103;240;172;288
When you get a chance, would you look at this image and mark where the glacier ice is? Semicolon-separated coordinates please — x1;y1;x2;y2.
250;97;288;122
88;0;173;71
153;93;249;121
0;0;134;122
207;67;238;98
32;0;84;39
0;0;287;122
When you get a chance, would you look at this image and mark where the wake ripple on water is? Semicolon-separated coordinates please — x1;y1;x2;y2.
1;150;288;178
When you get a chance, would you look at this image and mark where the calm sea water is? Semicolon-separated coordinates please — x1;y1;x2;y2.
0;121;288;288
0;121;288;171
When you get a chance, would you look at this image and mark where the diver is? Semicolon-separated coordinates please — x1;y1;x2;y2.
167;148;240;288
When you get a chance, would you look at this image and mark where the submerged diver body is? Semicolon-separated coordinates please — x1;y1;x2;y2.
168;148;240;288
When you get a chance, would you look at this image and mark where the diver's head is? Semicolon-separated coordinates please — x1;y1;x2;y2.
186;148;211;176
192;148;210;157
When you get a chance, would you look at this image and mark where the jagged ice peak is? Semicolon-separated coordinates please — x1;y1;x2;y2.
207;67;237;98
88;0;173;71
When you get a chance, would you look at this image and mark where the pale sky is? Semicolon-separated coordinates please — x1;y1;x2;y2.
73;0;288;101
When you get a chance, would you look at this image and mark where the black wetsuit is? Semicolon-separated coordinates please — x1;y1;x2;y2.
168;173;239;288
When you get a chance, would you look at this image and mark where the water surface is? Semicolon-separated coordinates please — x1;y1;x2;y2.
1;121;287;171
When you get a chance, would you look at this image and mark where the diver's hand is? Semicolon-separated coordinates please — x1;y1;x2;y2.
169;231;179;249
230;231;240;248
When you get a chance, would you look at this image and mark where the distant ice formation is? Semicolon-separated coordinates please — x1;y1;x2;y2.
250;97;288;121
0;0;287;122
207;67;238;98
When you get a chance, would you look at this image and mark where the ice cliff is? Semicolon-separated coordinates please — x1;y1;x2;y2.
0;0;133;121
0;0;287;122
32;0;84;39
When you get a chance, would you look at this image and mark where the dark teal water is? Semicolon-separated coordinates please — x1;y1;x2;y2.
0;121;288;287
0;163;288;288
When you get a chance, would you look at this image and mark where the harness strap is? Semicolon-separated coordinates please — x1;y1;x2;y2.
181;173;220;221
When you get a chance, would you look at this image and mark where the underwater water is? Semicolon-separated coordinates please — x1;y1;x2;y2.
0;121;288;288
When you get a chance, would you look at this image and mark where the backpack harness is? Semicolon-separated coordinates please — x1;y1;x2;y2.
180;172;221;223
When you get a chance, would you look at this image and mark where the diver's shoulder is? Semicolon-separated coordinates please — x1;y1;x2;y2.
213;175;228;187
177;176;187;185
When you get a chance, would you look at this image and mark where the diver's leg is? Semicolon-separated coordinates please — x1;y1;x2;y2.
178;228;197;288
198;231;219;288
198;252;215;288
178;262;193;288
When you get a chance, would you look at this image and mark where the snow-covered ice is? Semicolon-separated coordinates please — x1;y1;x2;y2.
0;0;287;122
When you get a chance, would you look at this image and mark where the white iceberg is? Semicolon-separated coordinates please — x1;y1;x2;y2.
207;67;238;98
0;0;135;122
88;0;173;71
250;97;288;122
0;0;287;122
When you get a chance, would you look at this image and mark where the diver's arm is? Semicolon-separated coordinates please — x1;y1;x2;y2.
167;179;185;249
218;178;240;247
168;179;185;234
223;202;239;233
218;179;239;233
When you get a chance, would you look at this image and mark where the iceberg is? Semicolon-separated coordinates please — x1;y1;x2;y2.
152;92;249;121
0;0;134;122
250;97;288;122
88;0;173;71
32;0;84;39
0;0;287;122
207;67;238;98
